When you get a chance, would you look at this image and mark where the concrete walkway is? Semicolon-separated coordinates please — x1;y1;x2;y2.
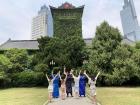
46;97;100;105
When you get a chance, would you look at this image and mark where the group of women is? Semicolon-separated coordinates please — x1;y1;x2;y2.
46;67;100;105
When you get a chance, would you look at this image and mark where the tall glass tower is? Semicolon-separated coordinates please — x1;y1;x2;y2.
120;0;140;41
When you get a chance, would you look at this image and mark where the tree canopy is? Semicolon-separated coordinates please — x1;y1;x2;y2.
88;21;122;73
37;35;86;69
87;21;140;86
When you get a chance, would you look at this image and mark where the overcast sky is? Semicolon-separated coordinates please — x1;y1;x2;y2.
0;0;140;44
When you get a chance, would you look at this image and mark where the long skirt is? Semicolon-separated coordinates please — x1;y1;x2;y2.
53;83;59;98
66;82;72;94
79;82;86;96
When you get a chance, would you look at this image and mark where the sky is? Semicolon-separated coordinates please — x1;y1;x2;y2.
0;0;140;44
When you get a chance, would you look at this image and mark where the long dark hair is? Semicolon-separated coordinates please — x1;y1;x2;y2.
91;75;96;81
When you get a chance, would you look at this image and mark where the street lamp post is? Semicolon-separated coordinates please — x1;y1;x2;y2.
50;60;55;66
50;60;55;72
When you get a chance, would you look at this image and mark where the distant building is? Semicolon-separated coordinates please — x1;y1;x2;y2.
0;39;39;54
31;5;53;40
50;2;84;39
84;38;92;46
120;0;140;42
0;39;39;50
122;36;135;45
0;3;93;51
0;38;92;51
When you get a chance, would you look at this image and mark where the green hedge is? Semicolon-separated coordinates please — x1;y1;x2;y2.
0;77;11;88
11;71;48;87
0;72;11;88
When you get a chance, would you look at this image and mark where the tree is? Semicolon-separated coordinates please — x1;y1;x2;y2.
109;45;138;85
5;49;29;73
0;55;11;87
65;36;86;68
131;47;140;81
0;54;12;73
135;41;140;49
37;37;69;67
88;21;122;73
37;36;86;69
34;63;49;73
87;21;140;86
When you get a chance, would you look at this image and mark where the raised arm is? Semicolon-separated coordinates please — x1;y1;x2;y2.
59;72;62;80
77;71;80;78
64;66;67;75
95;71;100;80
71;69;76;79
84;70;91;80
46;74;50;81
65;73;68;81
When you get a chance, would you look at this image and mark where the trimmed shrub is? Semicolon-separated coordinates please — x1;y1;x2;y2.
0;72;11;88
11;71;48;87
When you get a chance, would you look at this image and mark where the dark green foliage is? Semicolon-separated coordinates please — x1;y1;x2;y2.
0;49;49;88
54;19;82;39
0;71;11;88
0;54;12;73
37;36;86;68
11;71;47;87
135;42;140;49
108;44;140;86
37;37;69;66
65;36;86;67
88;21;122;73
34;63;48;73
1;20;140;87
88;21;140;86
5;49;29;73
52;8;83;39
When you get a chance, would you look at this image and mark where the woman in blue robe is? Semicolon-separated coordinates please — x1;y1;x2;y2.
79;71;86;97
52;74;60;98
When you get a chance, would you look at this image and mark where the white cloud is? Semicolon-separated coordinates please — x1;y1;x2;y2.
0;0;140;44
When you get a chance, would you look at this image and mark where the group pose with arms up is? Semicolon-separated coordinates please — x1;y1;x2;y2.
46;67;101;105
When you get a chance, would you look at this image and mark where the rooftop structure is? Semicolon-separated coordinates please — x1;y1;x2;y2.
0;38;92;50
0;39;39;50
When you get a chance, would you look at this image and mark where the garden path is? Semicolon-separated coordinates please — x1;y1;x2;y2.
45;97;100;105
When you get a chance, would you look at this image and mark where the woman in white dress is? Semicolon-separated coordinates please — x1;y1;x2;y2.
71;70;80;98
84;71;100;105
46;72;59;103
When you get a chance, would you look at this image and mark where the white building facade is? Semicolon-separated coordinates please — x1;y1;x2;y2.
120;0;140;42
31;5;53;40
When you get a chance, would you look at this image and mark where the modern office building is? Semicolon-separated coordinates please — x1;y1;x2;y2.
31;5;53;40
31;5;48;39
120;0;140;42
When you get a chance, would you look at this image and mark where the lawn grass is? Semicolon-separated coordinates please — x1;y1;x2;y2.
0;87;140;105
0;88;48;105
97;87;140;105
